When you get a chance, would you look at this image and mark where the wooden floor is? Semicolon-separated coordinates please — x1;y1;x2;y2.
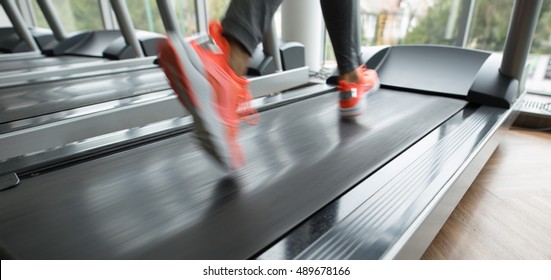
422;128;551;260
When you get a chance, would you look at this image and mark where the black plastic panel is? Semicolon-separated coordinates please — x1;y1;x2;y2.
377;45;490;97
138;32;166;57
362;45;391;70
327;46;391;85
280;41;305;70
248;44;275;76
49;30;123;57
468;53;518;109
103;31;165;59
103;37;137;60
0;28;30;53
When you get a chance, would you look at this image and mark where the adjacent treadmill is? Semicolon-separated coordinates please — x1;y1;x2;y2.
0;0;309;168
0;0;164;77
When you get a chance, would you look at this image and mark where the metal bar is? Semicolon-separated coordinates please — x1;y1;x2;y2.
23;0;39;28
455;0;476;47
445;0;461;40
99;0;117;29
263;20;283;72
195;0;207;33
110;0;145;57
1;0;39;51
500;0;543;81
36;0;66;41
144;0;155;32
355;0;361;61
156;0;181;34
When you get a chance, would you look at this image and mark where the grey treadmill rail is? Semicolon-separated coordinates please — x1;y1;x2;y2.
0;56;101;73
0;57;157;88
259;104;510;260
0;89;466;259
0;52;43;62
0;68;169;124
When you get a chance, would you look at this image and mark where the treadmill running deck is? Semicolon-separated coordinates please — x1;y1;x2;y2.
0;89;466;259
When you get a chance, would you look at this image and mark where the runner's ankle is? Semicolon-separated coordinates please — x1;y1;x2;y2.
225;36;250;76
339;69;360;84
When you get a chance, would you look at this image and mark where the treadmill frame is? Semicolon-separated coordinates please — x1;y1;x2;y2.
257;97;522;259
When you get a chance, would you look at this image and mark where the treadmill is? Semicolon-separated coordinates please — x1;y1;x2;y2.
0;0;172;127
0;0;163;78
0;0;309;168
0;0;106;71
0;0;46;61
0;0;539;260
0;0;183;171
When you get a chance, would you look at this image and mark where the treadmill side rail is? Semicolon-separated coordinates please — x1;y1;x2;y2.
258;104;512;260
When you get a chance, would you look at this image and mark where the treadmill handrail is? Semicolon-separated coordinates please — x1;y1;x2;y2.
1;0;40;52
110;0;145;58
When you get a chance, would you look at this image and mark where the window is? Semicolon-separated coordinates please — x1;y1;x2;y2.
323;0;551;95
466;0;514;51
30;0;103;33
325;0;465;64
172;0;198;35
29;1;48;29
206;0;230;21
0;7;11;27
126;0;166;34
526;0;551;93
360;0;464;46
126;0;198;36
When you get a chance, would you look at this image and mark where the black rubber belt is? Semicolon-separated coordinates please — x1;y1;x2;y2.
0;56;98;73
0;68;166;124
0;89;467;259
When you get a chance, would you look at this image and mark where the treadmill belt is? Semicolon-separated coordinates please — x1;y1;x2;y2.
0;68;167;123
0;89;467;259
0;56;101;73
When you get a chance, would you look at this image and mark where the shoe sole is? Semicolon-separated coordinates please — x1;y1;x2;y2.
340;79;380;118
160;32;234;170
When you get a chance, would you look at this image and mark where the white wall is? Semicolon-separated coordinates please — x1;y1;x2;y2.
281;0;324;72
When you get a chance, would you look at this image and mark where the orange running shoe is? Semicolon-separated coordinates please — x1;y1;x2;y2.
157;21;257;170
337;65;380;118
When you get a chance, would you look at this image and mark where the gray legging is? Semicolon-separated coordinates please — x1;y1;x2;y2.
221;0;360;75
